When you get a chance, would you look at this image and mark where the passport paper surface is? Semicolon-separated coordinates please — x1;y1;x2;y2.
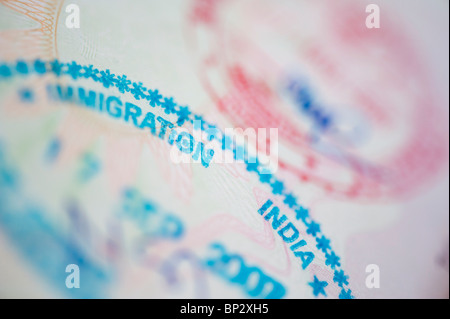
0;0;448;299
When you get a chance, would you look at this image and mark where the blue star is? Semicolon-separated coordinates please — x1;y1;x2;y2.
306;221;321;236
271;180;284;195
115;75;131;93
309;276;328;297
82;65;99;81
147;89;162;107
325;251;341;269
16;60;28;74
99;69;116;88
66;61;82;79
316;235;331;253
259;173;272;184
176;106;191;125
33;59;46;74
339;288;354;299
283;193;297;208
333;269;349;287
295;206;309;221
0;64;12;78
130;82;146;100
245;160;259;173
50;59;64;76
162;97;176;114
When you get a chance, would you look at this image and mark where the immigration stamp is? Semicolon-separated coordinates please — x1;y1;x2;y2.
186;0;448;200
0;58;355;298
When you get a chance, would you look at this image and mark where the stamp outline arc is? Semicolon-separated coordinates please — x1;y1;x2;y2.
0;58;354;298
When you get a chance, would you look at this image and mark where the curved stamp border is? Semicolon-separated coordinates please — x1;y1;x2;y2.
0;58;354;298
